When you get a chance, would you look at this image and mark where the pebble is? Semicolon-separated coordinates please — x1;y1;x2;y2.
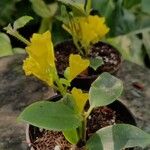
54;145;61;150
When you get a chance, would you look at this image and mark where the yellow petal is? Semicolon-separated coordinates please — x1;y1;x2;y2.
26;31;55;68
23;31;55;86
71;88;89;113
23;56;53;86
67;54;90;81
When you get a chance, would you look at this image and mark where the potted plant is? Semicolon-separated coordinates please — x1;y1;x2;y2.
53;1;122;90
6;30;148;150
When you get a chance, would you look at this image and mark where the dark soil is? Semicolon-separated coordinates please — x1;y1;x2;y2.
55;40;121;76
31;131;71;150
86;106;117;138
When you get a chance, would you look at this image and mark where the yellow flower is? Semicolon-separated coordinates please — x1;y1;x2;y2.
65;54;90;81
71;88;89;113
63;15;109;51
23;57;53;86
26;31;55;68
23;31;55;86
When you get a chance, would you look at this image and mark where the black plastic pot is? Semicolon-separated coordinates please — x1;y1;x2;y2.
54;40;122;91
26;95;136;150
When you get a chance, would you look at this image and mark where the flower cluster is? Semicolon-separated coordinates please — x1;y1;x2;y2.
63;15;109;54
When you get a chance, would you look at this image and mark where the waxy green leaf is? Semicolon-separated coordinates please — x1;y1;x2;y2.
90;57;104;71
13;48;25;54
30;0;51;18
0;33;13;57
89;72;123;107
58;0;86;16
61;93;78;113
18;101;82;131
56;5;70;24
63;129;79;144
123;0;141;9
142;0;150;14
87;124;150;150
13;16;33;30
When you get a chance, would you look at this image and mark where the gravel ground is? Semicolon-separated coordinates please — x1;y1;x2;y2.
0;54;149;150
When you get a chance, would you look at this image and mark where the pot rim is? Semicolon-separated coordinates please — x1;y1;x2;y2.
26;124;35;150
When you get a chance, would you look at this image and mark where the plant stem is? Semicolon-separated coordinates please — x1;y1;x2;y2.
54;74;66;96
81;106;93;144
4;25;30;45
14;31;30;45
85;106;93;119
8;28;30;45
73;38;84;56
38;18;52;33
85;0;92;14
82;115;87;142
71;145;77;150
68;16;84;56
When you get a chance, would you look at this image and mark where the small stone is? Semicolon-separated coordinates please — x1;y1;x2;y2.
39;128;43;132
54;145;61;150
105;58;109;63
88;116;91;119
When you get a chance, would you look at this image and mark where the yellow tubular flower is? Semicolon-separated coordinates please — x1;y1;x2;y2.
66;54;90;81
71;88;89;113
63;15;109;51
23;57;53;86
23;31;55;86
26;31;55;68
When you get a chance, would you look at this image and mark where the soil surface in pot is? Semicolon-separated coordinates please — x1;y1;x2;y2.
55;40;121;76
29;105;132;150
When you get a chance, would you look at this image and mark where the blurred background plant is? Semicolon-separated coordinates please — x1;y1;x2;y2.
0;0;150;68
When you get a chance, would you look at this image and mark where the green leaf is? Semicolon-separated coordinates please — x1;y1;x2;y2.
61;94;78;113
106;36;132;61
89;72;123;107
47;2;58;18
106;33;146;66
60;78;71;86
0;33;13;57
123;0;141;9
90;57;104;71
143;31;150;59
56;5;70;24
58;0;86;16
63;129;79;144
13;48;25;54
30;0;52;18
13;16;33;30
64;67;70;79
85;0;92;14
18;101;82;131
92;0;149;37
86;124;150;150
142;0;150;14
92;0;115;20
